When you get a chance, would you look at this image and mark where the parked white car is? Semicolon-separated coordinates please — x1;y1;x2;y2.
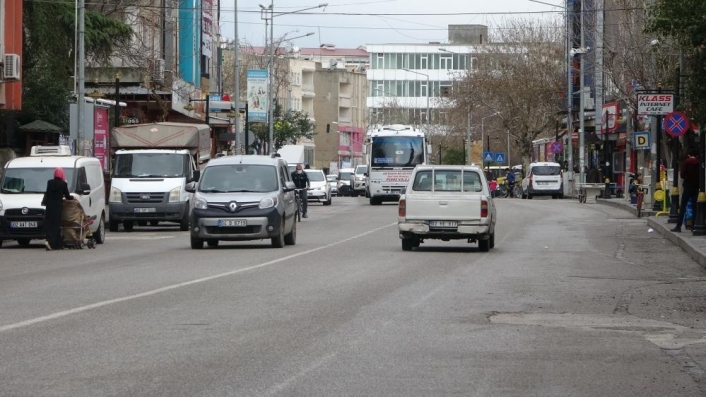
305;169;332;206
521;162;564;199
327;174;338;196
398;165;497;252
350;165;368;197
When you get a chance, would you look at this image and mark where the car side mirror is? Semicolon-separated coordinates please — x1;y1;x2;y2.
79;183;91;195
185;181;197;193
284;181;296;192
191;170;200;182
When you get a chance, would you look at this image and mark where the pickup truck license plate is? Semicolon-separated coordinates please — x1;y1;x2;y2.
134;208;156;213
217;219;247;227
429;220;457;227
10;221;38;228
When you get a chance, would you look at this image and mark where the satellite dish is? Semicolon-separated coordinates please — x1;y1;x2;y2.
329;59;338;70
292;46;300;53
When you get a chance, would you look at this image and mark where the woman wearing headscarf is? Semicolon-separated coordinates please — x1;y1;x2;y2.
41;168;73;250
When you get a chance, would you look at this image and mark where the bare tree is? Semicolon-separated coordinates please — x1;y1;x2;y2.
452;17;565;168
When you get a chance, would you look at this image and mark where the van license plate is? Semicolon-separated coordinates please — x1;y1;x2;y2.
10;221;38;228
134;208;156;213
429;220;457;227
218;219;247;227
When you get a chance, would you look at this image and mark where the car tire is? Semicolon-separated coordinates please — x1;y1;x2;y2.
271;220;285;248
284;218;296;245
489;232;495;249
17;238;31;247
191;235;204;249
323;195;331;206
207;239;219;247
179;208;190;231
401;237;414;251
94;214;106;244
478;238;490;252
370;197;381;205
123;221;134;232
0;239;3;248
109;218;119;232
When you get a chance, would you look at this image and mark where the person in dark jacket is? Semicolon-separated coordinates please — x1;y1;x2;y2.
672;149;700;232
41;167;73;250
291;164;310;218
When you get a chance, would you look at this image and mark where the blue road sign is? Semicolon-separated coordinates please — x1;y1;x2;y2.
483;151;495;163
495;152;506;164
633;131;650;150
665;111;689;137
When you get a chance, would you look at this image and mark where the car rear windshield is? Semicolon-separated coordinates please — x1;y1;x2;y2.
531;165;561;176
412;170;483;192
339;172;352;180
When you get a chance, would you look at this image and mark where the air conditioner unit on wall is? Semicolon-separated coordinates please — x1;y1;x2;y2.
4;54;20;80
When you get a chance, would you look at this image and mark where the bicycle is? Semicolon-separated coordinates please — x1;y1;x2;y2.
293;188;308;222
503;181;520;198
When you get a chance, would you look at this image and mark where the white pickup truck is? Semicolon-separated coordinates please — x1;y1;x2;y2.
398;165;497;252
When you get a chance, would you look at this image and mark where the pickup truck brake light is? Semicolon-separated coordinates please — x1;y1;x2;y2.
398;198;406;217
481;199;488;218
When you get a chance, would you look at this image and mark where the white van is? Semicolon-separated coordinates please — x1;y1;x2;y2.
0;146;106;248
521;162;564;199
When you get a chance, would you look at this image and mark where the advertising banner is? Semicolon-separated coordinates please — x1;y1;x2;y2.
247;69;268;122
93;107;109;171
202;0;213;58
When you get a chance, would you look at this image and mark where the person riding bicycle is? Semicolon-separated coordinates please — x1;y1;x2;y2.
291;163;310;218
504;168;516;198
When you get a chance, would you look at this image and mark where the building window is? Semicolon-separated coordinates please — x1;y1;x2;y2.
420;55;428;70
432;54;440;69
440;55;452;70
420;81;428;98
377;53;384;69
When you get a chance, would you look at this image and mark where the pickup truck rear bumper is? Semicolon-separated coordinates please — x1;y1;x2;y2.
398;221;491;240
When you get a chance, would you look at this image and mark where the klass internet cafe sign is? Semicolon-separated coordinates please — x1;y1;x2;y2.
637;93;674;116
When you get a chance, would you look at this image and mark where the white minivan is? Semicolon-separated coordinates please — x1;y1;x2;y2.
0;146;106;248
521;162;564;199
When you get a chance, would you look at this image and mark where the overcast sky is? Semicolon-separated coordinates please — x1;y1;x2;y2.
218;0;563;49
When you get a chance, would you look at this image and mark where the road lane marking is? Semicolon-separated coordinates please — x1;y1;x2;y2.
0;222;397;333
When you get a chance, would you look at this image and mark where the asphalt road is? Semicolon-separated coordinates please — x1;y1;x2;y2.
1;196;706;396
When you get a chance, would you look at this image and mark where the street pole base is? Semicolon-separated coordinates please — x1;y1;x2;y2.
692;196;706;236
668;193;680;223
692;225;706;236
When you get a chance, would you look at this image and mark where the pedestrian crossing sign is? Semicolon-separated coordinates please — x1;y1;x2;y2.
495;152;506;164
483;151;494;163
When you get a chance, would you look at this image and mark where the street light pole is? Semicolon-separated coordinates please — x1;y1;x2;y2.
481;112;500;168
233;0;240;154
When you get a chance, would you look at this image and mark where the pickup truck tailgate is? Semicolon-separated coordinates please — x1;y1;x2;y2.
405;193;483;221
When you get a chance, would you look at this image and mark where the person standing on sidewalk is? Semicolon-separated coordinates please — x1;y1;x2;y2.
672;148;700;232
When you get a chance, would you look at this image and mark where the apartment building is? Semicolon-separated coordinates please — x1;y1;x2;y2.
313;65;368;170
299;44;368;70
366;25;486;132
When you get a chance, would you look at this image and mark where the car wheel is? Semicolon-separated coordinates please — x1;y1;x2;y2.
109;218;119;232
323;195;331;206
123;221;134;232
271;220;285;248
207;239;219;247
370;197;381;205
478;239;490;252
0;239;3;248
285;218;296;245
190;235;204;249
93;214;106;244
401;237;414;251
179;208;190;231
17;238;31;247
489;232;495;249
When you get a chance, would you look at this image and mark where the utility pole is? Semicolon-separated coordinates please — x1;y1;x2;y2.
578;0;586;185
268;3;275;155
76;0;86;155
233;0;240;154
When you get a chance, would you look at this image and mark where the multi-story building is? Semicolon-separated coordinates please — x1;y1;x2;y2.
366;25;486;132
0;0;22;112
299;44;368;70
313;65;368;171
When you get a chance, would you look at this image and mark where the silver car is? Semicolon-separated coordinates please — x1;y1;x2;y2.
305;169;332;206
186;156;298;249
327;174;338;195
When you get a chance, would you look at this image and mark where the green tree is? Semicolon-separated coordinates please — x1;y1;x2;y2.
250;104;315;153
442;148;466;165
647;0;706;125
16;0;131;129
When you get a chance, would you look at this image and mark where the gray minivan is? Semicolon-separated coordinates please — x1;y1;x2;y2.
186;155;298;249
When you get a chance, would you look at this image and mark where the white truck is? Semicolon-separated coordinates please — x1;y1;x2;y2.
108;122;211;232
366;125;430;205
398;165;497;252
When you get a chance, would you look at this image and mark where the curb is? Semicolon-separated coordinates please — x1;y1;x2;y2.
596;198;655;218
647;218;706;269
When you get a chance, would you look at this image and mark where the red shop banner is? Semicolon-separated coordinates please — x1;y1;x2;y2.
94;107;109;171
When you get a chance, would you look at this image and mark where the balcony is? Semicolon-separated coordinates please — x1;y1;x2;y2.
339;96;352;108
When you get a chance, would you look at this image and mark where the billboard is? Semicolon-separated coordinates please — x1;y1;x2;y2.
247;70;268;122
93;107;109;171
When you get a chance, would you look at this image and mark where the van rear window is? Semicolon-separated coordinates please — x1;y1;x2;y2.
531;166;561;176
412;170;482;192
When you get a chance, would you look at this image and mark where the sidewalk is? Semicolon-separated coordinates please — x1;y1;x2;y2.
597;198;706;269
